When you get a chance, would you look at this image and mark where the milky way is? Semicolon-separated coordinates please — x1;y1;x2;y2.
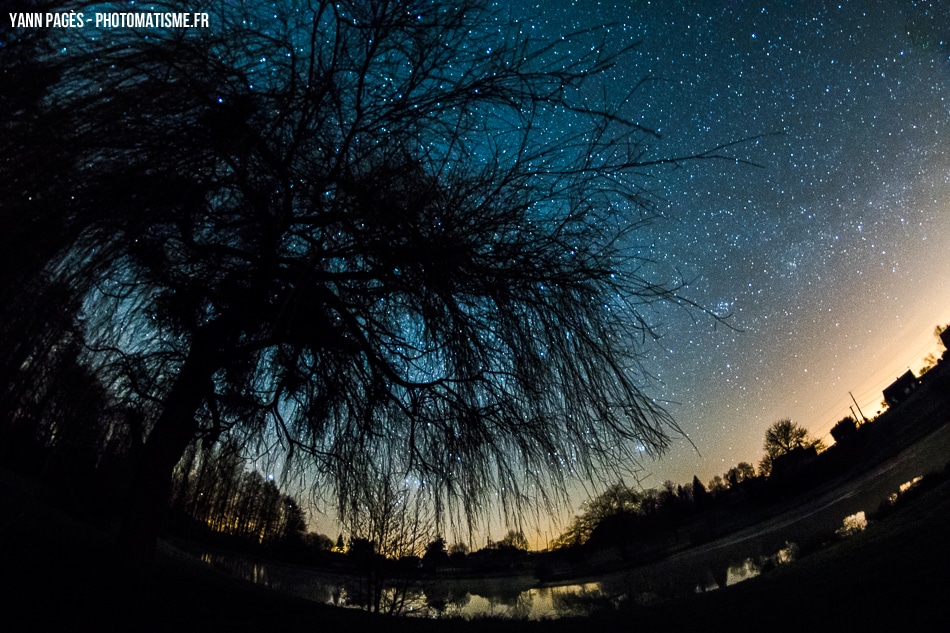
502;0;950;493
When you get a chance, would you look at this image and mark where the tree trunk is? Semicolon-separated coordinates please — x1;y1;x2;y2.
116;326;222;560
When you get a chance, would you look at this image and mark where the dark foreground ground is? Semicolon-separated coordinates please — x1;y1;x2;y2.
3;459;949;633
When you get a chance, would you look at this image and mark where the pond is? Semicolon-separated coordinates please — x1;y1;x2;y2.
192;468;928;619
198;550;606;619
195;533;807;619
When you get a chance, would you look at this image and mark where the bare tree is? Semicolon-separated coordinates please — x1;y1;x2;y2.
759;419;824;476
1;0;742;557
342;452;432;614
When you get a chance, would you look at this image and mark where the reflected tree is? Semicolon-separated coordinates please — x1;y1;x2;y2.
424;581;471;616
344;462;430;614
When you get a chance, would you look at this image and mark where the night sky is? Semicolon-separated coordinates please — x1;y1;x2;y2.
496;0;950;501
24;1;945;543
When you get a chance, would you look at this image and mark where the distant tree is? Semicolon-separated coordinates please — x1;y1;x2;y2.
691;475;709;508
638;488;664;519
347;537;378;561
2;0;745;559
725;462;756;487
829;416;859;444
919;353;939;375
579;482;643;530
759;419;824;476
707;475;727;495
422;536;450;569
346;469;430;563
170;443;306;544
549;518;589;550
738;461;757;481
448;542;470;560
334;454;430;611
280;496;308;543
550;482;642;548
302;532;335;552
497;529;530;552
658;480;679;517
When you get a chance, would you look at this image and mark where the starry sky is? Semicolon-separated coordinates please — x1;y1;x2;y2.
498;0;950;500
7;0;949;551
100;0;945;544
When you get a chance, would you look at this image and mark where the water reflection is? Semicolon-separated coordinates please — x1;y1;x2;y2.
694;541;797;593
191;524;849;618
890;476;923;504
836;511;867;537
198;550;602;619
463;583;605;619
193;473;929;619
725;557;760;586
197;540;797;618
198;542;799;619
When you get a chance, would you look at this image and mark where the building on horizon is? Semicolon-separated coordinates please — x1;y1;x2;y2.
882;370;919;408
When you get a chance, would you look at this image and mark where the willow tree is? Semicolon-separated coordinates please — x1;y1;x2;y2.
1;0;733;556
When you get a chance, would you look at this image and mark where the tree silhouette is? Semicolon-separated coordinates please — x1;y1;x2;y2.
829;416;859;444
550;481;643;549
1;0;743;557
725;462;757;487
759;419;823;476
691;475;709;508
707;475;727;495
170;442;307;545
448;542;470;560
422;536;449;569
502;529;530;551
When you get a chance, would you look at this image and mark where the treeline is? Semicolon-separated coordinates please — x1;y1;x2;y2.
0;291;310;550
550;475;726;551
0;288;137;520
550;354;950;556
550;418;823;551
169;443;307;547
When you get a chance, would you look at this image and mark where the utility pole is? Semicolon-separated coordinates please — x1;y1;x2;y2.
850;391;868;424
